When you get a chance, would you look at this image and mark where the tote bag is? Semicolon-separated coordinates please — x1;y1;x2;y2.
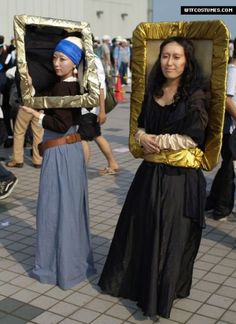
105;79;117;114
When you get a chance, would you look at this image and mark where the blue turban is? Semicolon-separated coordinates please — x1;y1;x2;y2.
54;37;84;65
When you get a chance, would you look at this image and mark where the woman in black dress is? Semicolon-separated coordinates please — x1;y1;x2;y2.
98;37;209;318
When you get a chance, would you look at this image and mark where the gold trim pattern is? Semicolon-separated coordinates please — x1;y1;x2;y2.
14;15;100;109
129;20;229;171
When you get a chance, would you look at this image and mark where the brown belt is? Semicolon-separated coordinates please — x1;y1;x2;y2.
38;133;81;156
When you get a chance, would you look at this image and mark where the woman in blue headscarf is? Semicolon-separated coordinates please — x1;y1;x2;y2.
21;36;96;289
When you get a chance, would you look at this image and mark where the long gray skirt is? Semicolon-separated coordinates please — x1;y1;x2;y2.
31;127;96;289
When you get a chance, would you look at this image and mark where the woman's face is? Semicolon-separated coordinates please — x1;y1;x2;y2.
53;52;75;80
160;42;186;82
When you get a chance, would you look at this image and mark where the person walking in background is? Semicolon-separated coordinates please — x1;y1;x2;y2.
93;36;102;59
79;54;119;175
6;107;43;168
101;35;112;77
98;37;209;319
113;38;130;85
19;36;96;289
205;51;236;220
6;66;43;169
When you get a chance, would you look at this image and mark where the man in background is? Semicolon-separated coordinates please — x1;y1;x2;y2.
205;51;236;220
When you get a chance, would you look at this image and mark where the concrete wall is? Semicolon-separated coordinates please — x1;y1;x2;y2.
0;0;148;44
84;0;148;39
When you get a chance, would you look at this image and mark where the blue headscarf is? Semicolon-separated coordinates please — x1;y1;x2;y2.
54;37;84;65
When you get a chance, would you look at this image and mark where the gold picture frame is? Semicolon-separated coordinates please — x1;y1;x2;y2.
129;20;230;171
14;15;100;109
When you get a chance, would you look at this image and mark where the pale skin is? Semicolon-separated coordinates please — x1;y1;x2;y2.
140;41;187;154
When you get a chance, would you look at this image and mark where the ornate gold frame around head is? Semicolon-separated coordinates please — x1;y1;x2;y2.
14;15;100;109
129;20;230;171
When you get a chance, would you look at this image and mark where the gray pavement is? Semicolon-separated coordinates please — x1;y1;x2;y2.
0;90;236;324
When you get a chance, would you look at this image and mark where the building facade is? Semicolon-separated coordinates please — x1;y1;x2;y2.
1;0;150;44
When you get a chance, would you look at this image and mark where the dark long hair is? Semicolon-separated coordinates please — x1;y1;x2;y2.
147;37;207;102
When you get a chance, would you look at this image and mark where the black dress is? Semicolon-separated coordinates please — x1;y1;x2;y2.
98;90;208;318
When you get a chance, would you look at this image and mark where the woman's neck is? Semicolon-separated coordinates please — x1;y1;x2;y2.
164;78;180;89
61;76;77;82
154;79;180;107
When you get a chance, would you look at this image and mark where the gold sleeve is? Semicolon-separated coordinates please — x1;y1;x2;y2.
156;134;197;150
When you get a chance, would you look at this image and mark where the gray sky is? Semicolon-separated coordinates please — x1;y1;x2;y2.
153;0;236;39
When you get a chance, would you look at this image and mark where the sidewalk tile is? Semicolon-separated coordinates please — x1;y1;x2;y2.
32;311;64;323
65;292;93;306
0;297;23;313
45;286;73;300
202;272;227;284
0;270;19;281
11;289;40;303
216;286;236;299
197;304;225;318
0;283;21;296
60;319;84;324
85;298;114;312
12;304;44;321
91;314;122;324
0;314;26;323
193;280;219;293
105;304;136;320
186;314;216;324
49;301;78;316
224;277;236;288
70;308;100;323
170;308;192;322
29;295;58;309
200;254;223;264
207;247;230;257
211;264;234;276
229;300;236;312
60;318;83;324
194;260;214;271
158;318;179;323
220;310;236;323
219;258;236;268
174;299;202;312
206;293;234;308
27;281;53;293
193;269;207;279
10;275;35;288
188;289;211;302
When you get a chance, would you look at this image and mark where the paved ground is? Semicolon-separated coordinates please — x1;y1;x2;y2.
0;90;236;324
